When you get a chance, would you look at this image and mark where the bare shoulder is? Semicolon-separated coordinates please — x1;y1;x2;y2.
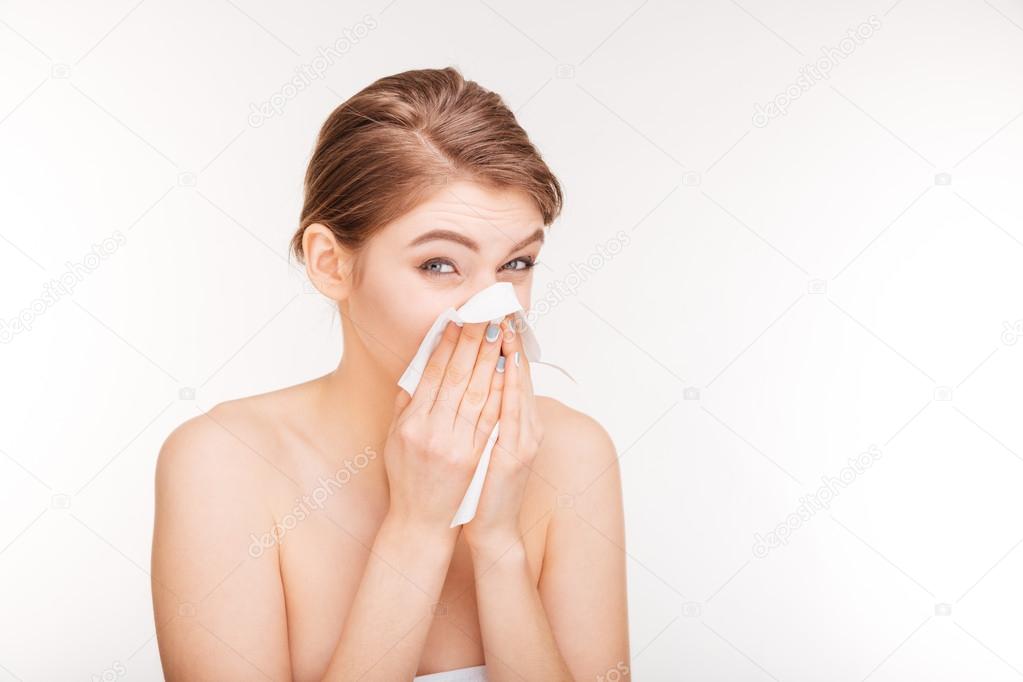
534;395;614;444
531;405;629;680
152;393;297;623
533;395;620;495
157;396;284;494
152;396;289;571
152;392;298;679
155;380;315;495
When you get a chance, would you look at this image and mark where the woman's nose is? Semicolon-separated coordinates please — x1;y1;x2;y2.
467;276;499;295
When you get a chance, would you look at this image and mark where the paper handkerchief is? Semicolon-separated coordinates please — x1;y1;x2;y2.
396;281;542;527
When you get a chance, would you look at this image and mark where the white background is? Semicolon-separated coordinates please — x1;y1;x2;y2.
2;0;1023;680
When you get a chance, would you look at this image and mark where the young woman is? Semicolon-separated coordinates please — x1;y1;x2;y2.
151;66;629;681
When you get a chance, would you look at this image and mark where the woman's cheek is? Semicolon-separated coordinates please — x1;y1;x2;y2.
392;297;444;359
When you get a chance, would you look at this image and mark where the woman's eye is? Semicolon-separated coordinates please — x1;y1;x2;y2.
503;256;537;272
420;259;456;276
419;256;537;277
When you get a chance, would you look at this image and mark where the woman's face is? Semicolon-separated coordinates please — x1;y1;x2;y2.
344;179;546;379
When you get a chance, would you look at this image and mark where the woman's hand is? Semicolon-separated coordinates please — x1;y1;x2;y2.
384;317;506;538
462;316;544;559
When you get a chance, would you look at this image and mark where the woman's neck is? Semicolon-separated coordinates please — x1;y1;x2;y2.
322;355;396;440
313;308;408;461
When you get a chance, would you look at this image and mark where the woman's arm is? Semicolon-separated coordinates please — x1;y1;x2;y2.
468;407;630;681
319;514;458;680
537;406;631;681
459;324;575;680
324;317;508;679
152;411;294;681
470;534;574;681
154;320;505;679
152;408;461;682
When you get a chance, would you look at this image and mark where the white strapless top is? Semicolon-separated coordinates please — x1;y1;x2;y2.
413;664;489;681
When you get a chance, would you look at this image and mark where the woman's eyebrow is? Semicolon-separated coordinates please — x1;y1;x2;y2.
408;229;479;251
407;228;545;257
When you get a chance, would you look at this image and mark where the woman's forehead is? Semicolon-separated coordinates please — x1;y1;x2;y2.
386;181;544;245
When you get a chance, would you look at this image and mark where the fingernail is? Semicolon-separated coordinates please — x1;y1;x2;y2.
485;322;500;342
513;351;520;367
496;355;506;373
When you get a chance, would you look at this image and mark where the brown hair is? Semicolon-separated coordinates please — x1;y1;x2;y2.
290;66;563;273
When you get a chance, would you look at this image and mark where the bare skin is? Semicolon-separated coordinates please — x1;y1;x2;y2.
151;180;630;681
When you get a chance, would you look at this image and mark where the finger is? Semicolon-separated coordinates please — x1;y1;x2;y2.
494;320;521;461
473;355;505;454
453;316;506;446
408;320;461;414
394;387;412;416
432;320;487;425
507;315;541;449
505;314;534;398
389;386;421;435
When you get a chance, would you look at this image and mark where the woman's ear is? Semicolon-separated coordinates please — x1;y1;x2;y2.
302;223;357;301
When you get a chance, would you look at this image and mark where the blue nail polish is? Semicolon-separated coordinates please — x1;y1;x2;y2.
485;322;500;342
496;356;506;373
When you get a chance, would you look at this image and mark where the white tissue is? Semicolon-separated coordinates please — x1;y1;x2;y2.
396;282;541;527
